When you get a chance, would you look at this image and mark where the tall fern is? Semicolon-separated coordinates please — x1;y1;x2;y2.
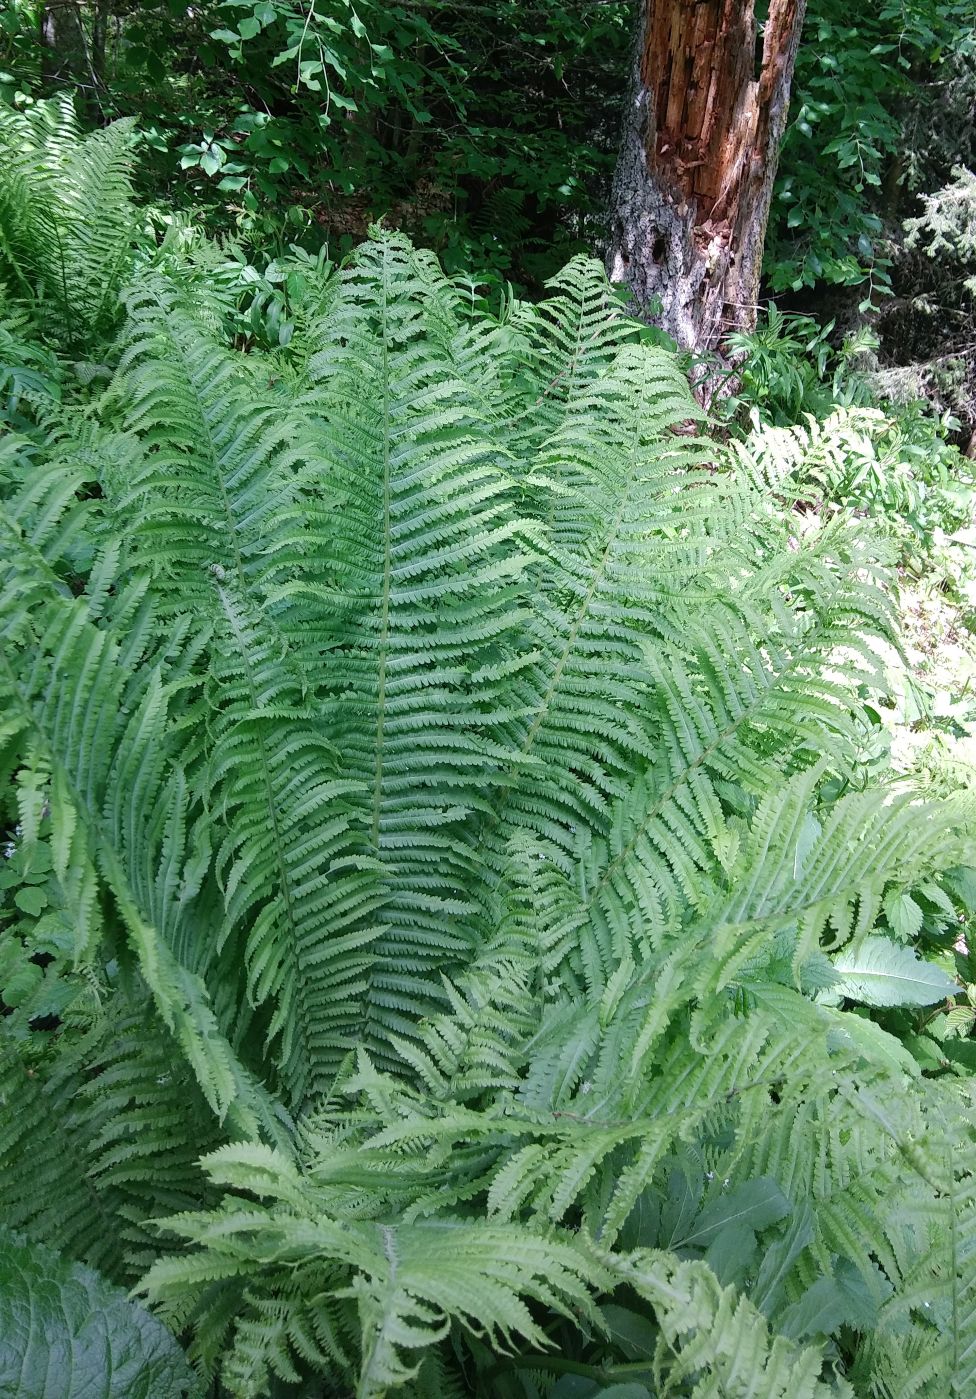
0;140;974;1398
0;96;137;347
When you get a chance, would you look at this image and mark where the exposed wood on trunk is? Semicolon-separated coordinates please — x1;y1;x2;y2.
608;0;807;355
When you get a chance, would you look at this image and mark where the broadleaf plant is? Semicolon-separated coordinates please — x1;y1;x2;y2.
0;1227;198;1399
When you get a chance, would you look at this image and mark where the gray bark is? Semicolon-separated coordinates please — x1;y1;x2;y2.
608;0;807;354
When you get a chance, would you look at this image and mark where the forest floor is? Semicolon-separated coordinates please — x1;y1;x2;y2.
888;534;976;791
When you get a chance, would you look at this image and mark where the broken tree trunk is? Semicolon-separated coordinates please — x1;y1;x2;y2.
607;0;807;354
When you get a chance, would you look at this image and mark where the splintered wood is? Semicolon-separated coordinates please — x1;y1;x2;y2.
608;0;806;352
643;0;802;249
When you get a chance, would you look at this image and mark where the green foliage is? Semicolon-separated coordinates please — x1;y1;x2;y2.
1;0;631;284
905;165;976;298
768;1;975;295
0;296;60;427
4;0;974;310
1;115;975;1398
722;306;874;425
0;1227;198;1398
733;396;976;570
0;95;138;347
722;296;976;577
831;934;960;1007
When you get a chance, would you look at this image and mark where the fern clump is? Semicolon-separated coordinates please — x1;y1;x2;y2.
0;97;138;349
1;112;975;1399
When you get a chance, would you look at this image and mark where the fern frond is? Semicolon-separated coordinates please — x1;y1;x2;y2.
206;582;382;1102
851;1084;976;1398
292;232;537;1054
605;1249;851;1398
110;280;302;608
0;96;137;345
142;1143;609;1399
0;992;222;1283
0;509;281;1135
5;219;973;1396
505;254;640;451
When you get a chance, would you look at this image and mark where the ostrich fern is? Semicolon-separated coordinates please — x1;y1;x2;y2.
0;137;974;1398
0;98;137;348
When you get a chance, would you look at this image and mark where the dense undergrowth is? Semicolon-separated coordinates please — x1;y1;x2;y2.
1;102;976;1399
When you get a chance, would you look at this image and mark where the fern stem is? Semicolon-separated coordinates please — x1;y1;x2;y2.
483;373;650;837
483;1354;655;1384
158;303;250;598
52;222;76;352
949;1145;961;1395
216;585;315;1099
370;240;394;854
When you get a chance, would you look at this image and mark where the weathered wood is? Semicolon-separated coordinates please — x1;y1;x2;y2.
608;0;807;354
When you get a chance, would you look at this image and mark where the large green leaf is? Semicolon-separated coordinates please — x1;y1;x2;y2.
0;1229;197;1399
779;1257;889;1342
677;1177;791;1249
832;935;958;1008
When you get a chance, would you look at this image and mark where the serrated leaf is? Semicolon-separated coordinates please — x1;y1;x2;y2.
704;1221;758;1287
884;890;923;939
833;936;958;1007
0;1229;197;1398
824;1007;920;1077
778;1275;849;1340
941;1005;976;1038
752;1202;815;1315
903;1032;948;1072
0;957;42;1006
601;1304;658;1360
779;1257;887;1340
13;885;48;916
942;1039;976;1071
678;1177;791;1249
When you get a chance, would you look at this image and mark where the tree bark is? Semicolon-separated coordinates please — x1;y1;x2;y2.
91;0;112;86
39;0;91;89
607;0;807;354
